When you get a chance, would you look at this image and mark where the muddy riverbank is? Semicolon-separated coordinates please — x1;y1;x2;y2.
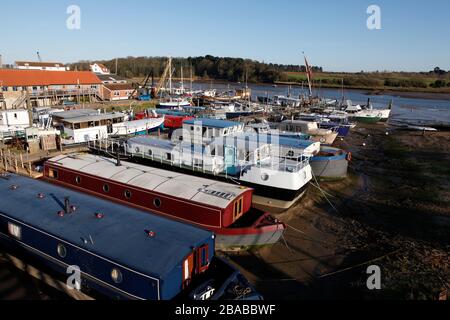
226;123;450;300
0;124;448;300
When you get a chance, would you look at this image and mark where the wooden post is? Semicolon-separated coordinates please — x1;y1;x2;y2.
20;153;24;169
28;161;32;176
14;157;18;173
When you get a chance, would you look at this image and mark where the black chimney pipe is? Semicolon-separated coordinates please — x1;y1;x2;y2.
116;146;121;167
64;197;71;214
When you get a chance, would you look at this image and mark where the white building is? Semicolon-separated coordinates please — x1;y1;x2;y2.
0;109;31;137
90;63;110;75
0;109;30;128
15;61;69;72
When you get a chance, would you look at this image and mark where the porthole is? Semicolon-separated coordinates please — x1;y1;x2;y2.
153;198;162;208
57;244;67;258
124;190;132;199
111;268;123;284
261;173;269;182
75;176;82;184
103;184;110;193
135;147;140;153
148;149;153;156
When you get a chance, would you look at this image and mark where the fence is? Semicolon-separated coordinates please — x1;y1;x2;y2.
0;148;38;177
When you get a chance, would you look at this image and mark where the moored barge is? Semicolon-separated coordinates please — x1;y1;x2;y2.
44;154;285;249
0;173;262;300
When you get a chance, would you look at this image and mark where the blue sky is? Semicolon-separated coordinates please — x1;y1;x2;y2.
1;0;449;72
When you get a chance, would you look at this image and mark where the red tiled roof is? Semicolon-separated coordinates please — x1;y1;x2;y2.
0;69;102;86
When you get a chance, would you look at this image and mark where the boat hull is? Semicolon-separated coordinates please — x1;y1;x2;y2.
350;116;382;124
310;147;349;180
319;124;351;137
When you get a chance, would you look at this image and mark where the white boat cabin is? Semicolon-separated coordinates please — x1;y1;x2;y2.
178;118;245;144
61;113;127;143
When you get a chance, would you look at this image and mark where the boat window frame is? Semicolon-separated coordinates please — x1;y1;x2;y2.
124;190;132;200
111;268;123;284
153;198;162;208
48;168;59;179
57;243;67;258
233;197;244;221
7;222;22;240
197;245;209;273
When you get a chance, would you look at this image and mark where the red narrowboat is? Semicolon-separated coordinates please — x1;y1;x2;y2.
43;154;285;250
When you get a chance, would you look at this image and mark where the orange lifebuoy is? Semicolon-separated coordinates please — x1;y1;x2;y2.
346;152;352;162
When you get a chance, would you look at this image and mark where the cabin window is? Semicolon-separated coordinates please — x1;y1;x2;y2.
57;244;67;258
48;169;58;179
194;159;203;168
148;149;153;156
153;198;162;208
103;184;110;193
75;176;81;184
111;269;123;284
190;126;194;131
197;245;209;273
166;153;172;161
124;190;132;200
135;147;140;153
233;197;244;220
7;222;21;240
287;150;295;157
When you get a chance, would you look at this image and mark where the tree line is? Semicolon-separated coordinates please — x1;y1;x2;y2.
69;55;322;84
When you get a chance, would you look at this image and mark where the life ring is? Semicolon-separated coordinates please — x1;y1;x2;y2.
346;152;352;162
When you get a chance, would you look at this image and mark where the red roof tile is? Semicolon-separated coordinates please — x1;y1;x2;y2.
0;69;102;87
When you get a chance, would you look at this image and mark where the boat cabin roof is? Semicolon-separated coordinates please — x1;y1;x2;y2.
47;153;251;209
0;174;213;280
183;118;243;129
62;113;125;124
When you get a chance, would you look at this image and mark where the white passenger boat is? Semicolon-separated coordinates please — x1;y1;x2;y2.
118;134;313;212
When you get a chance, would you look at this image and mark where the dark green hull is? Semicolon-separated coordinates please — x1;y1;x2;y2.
351;116;382;124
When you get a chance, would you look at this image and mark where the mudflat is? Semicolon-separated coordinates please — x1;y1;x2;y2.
227;123;450;300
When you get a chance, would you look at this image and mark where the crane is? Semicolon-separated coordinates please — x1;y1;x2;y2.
154;57;172;98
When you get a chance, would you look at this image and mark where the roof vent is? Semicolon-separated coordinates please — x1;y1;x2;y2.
145;230;156;238
198;188;236;201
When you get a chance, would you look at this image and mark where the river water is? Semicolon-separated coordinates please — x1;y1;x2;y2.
192;81;450;124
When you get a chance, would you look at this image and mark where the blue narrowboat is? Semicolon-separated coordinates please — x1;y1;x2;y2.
0;174;262;300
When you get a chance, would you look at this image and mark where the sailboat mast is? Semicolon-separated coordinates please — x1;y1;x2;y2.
169;57;172;95
303;53;313;97
190;64;193;91
181;66;184;92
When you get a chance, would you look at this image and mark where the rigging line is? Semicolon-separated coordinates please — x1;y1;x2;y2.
311;171;340;214
281;233;293;254
317;249;401;279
